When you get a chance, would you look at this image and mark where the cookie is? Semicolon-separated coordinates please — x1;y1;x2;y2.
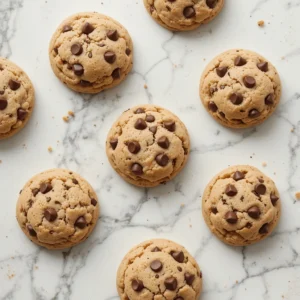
0;57;34;140
202;165;281;246
16;169;100;249
200;49;281;128
143;0;224;31
106;105;190;187
49;12;133;94
117;239;202;300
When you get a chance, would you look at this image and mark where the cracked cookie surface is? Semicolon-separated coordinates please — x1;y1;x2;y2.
117;239;202;300
200;49;281;128
202;165;281;246
49;12;133;94
16;169;100;249
143;0;224;31
106;105;190;187
0;57;34;140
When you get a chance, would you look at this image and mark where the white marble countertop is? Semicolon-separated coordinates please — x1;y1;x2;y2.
1;0;300;299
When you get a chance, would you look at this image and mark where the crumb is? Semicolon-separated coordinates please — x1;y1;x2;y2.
7;272;15;279
189;224;192;228
236;280;239;284
34;266;39;270
63;116;69;123
180;203;185;208
295;192;300;200
0;160;2;164
258;20;265;27
291;128;295;132
48;147;53;153
68;110;75;117
262;162;267;167
144;84;148;89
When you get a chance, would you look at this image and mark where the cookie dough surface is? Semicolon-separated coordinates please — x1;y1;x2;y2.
0;57;34;140
106;105;190;187
117;239;202;300
49;12;133;94
202;165;281;246
16;169;100;249
144;0;224;31
200;49;281;128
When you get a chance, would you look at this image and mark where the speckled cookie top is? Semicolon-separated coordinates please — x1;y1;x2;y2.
202;165;281;246
49;12;133;93
200;49;281;128
144;0;224;31
106;105;190;187
16;169;99;249
117;239;202;300
0;57;34;139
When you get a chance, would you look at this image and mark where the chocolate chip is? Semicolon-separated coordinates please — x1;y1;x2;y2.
9;79;21;90
0;99;8;110
229;93;243;105
40;183;52;194
156;154;169;166
225;184;237;197
164;277;177;291
233;171;244;181
71;43;83;56
128;141;141;154
145;115;155;122
164;121;175;132
270;193;279;206
259;223;268;234
134;118;147;130
82;22;94;34
155;274;159;278
72;178;78;184
171;251;184;263
75;216;87;229
265;93;274;105
132;279;144;292
225;211;238;224
112;68;121;79
135;108;145;114
206;0;217;8
62;25;72;32
157;136;170;149
185;272;195;285
243;76;256;88
104;51;116;64
107;30;119;41
152;247;161;252
247;206;260;219
32;188;39;196
249;109;260;118
131;163;143;175
177;266;182;272
208;101;218;112
255;183;266;195
210;86;218;95
80;80;92;87
183;6;196;18
211;207;218;214
44;208;57;222
257;62;268;72
88;52;92;58
110;138;118;150
73;64;84;76
17;108;27;121
150;5;155;13
98;43;105;47
234;56;247;66
200;271;203;278
216;66;228;77
27;224;36;237
126;48;131;56
91;198;97;206
150;260;163;272
149;126;157;134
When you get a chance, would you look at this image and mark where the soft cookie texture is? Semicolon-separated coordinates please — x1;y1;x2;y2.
143;0;224;31
0;57;34;140
16;169;100;249
106;105;190;187
49;12;133;94
200;49;281;128
117;239;202;300
202;165;281;246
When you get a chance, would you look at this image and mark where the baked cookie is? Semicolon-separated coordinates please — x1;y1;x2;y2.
106;105;190;187
143;0;224;31
16;169;100;249
117;239;202;300
0;57;34;140
49;12;133;94
202;165;281;246
200;49;281;128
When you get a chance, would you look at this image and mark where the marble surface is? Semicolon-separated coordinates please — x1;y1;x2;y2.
0;0;300;299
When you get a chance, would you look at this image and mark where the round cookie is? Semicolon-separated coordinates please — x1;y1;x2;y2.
202;165;281;246
16;169;100;249
200;49;281;128
106;105;190;187
143;0;224;31
117;239;202;300
49;12;133;94
0;57;34;140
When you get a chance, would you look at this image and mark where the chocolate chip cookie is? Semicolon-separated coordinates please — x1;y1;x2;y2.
117;239;202;300
106;105;190;187
49;12;133;94
143;0;224;31
202;165;281;246
16;169;99;249
200;49;281;128
0;57;34;140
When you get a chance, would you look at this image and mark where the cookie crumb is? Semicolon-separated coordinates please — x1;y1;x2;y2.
295;192;300;200
180;203;185;208
48;147;53;153
291;127;295;132
262;162;267;167
257;20;265;27
68;110;75;117
236;280;239;284
0;160;2;164
63;116;69;123
144;84;148;89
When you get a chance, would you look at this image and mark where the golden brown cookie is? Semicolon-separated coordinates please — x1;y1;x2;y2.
106;105;190;187
49;12;133;94
16;169;100;249
117;239;202;300
202;165;281;246
200;49;281;128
